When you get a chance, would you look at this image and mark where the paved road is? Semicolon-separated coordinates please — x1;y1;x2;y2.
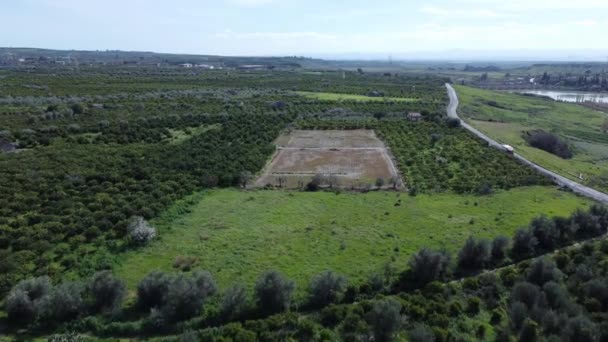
446;83;608;204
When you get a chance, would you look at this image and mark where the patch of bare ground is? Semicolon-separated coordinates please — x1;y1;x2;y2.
255;130;402;189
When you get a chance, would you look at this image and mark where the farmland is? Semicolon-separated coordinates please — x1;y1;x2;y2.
114;187;592;294
0;61;605;341
255;130;399;188
454;85;608;192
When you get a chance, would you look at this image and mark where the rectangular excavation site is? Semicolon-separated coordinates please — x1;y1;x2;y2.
255;130;401;189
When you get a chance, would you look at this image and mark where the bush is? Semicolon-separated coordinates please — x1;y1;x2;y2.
562;316;598;342
127;216;157;246
254;271;295;315
308;270;347;308
86;271;126;314
137;271;171;310
530;215;559;251
524;130;573;159
366;299;402;342
511;282;540;309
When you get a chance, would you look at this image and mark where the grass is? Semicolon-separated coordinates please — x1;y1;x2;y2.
114;186;592;295
166;124;221;144
296;91;418;102
454;85;608;192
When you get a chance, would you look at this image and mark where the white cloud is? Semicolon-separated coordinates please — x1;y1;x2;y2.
420;5;504;18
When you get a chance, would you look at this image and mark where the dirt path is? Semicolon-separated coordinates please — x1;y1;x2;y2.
446;83;608;204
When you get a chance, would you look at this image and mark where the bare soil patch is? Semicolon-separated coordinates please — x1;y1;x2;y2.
256;130;401;189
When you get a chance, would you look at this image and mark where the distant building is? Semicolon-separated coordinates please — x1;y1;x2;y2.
179;63;193;68
0;139;16;153
407;112;423;122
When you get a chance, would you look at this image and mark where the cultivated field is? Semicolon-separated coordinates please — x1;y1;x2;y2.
114;186;592;294
256;130;400;188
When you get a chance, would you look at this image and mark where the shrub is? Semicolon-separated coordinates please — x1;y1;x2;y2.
137;271;171;310
446;117;461;128
254;271;295;315
308;270;347;308
524;130;573;159
48;331;85;342
509;302;528;331
86;271;126;314
127;216;156;246
366;299;402;342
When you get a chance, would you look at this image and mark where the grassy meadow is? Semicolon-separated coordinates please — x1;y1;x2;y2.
454;85;608;192
114;186;592;295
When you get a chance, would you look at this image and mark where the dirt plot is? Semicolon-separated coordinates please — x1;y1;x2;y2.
256;130;401;189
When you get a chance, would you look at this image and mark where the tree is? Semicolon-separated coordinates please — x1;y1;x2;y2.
511;229;538;260
408;324;435;342
491;236;510;263
407;248;451;287
254;271;295;315
530;215;559;251
239;171;253;188
127;216;156;246
137;271;171;310
42;282;84;322
562;316;598;342
308;270;347;308
86;271;126;314
457;236;490;273
366;299;402;342
375;177;385;188
221;284;249;321
161;271;217;322
5;276;52;324
526;258;563;286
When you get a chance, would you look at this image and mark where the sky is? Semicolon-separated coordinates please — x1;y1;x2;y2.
2;0;608;59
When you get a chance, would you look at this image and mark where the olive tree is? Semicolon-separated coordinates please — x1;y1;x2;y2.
254;271;295;315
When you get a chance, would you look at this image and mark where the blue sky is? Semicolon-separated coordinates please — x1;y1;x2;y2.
1;0;608;57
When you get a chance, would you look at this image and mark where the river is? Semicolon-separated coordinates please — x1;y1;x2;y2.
518;90;608;104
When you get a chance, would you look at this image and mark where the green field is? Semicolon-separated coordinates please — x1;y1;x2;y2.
296;91;418;102
114;186;591;294
454;85;608;192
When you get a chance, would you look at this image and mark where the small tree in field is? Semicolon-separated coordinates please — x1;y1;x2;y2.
375;177;385;188
308;270;347;308
254;271;295;315
128;216;156;246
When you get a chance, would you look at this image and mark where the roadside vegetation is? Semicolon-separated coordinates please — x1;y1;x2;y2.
455;85;608;192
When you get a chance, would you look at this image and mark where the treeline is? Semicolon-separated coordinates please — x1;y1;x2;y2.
5;204;606;340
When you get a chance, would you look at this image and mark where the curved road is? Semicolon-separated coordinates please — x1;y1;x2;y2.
446;83;608;204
